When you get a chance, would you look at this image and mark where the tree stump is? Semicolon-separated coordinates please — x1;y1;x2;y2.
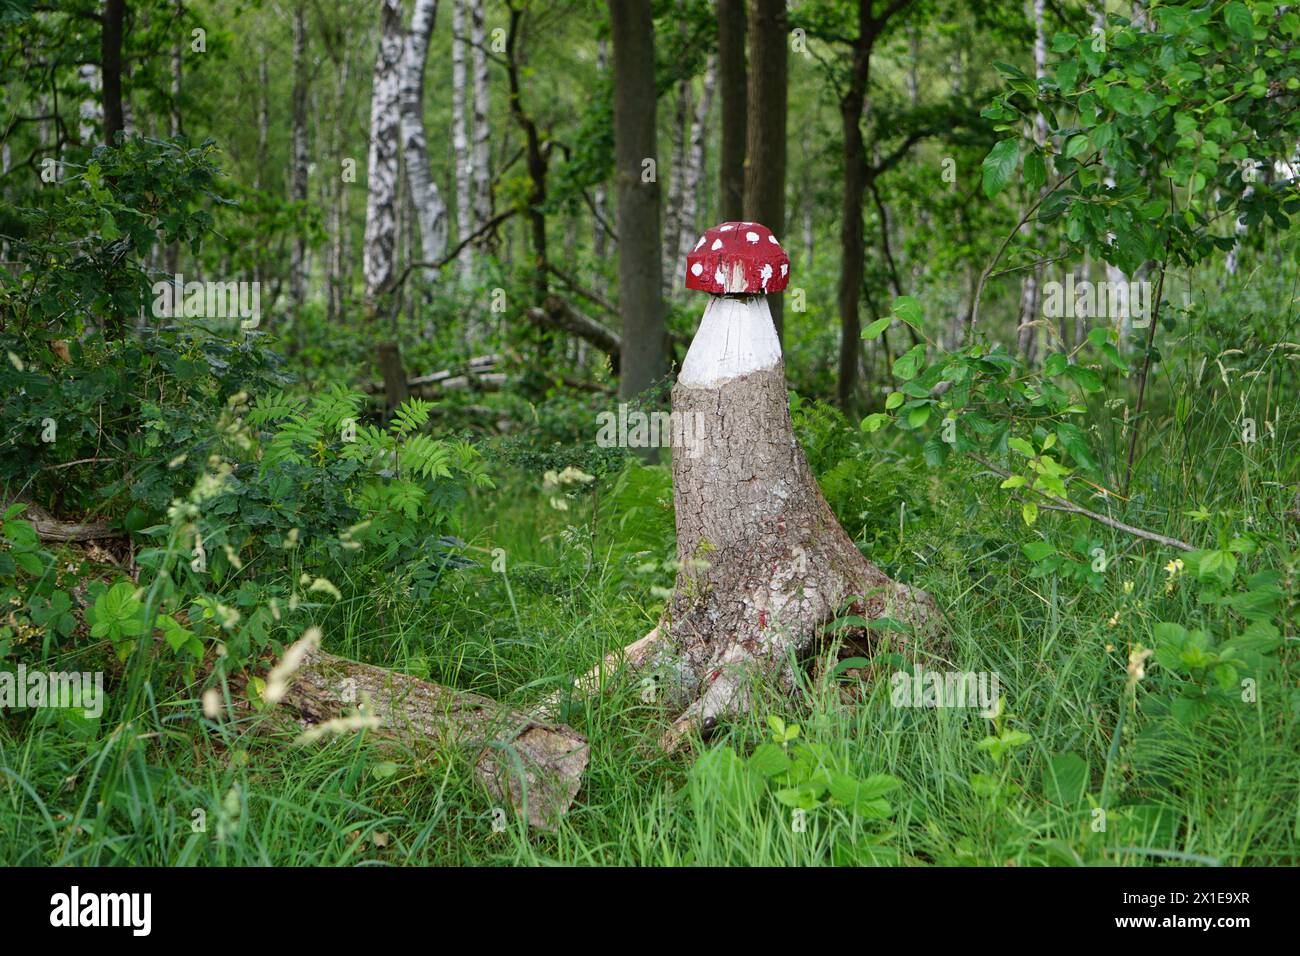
581;222;937;746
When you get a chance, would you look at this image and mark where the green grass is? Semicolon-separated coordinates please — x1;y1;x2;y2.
2;355;1298;867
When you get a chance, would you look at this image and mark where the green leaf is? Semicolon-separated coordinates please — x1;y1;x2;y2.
982;139;1020;198
892;295;923;328
861;317;892;340
885;391;904;410
1223;1;1255;37
892;345;925;381
1008;437;1036;457
1042;751;1088;807
1023;541;1055;561
860;413;889;433
748;743;794;779
1022;502;1038;526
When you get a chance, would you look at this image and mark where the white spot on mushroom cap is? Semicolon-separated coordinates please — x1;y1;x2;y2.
691;262;703;276
711;238;723;250
745;231;759;243
780;263;788;277
767;235;778;245
720;223;735;231
713;266;726;288
694;235;705;250
760;263;773;291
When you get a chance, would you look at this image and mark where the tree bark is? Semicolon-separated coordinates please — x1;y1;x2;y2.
241;647;588;829
673;55;717;290
365;0;407;408
662;63;690;297
609;0;666;401
101;0;125;145
505;4;549;304
593;38;612;264
400;0;450;268
451;0;472;279
716;0;747;222
290;2;310;315
836;4;875;410
560;291;937;745
1015;0;1047;362
743;0;788;340
467;0;492;234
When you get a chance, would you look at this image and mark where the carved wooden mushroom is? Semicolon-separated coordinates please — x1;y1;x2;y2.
573;221;937;747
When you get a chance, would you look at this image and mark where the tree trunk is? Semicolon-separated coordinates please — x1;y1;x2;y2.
673;55;717;290
609;0;666;401
451;0;472;279
240;647;587;829
835;0;907;409
1016;0;1046;362
505;6;549;304
469;0;492;234
561;285;936;745
290;2;310;316
256;45;270;189
79;64;101;143
400;0;450;267
662;64;690;298
101;0;125;145
365;0;407;409
743;0;788;340
169;0;182;137
836;9;873;409
716;0;746;222
593;38;612;264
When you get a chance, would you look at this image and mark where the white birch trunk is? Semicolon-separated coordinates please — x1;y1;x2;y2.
593;37;611;263
1016;0;1047;361
399;0;449;267
673;55;716;290
469;0;492;231
364;0;406;300
290;2;310;311
451;0;473;279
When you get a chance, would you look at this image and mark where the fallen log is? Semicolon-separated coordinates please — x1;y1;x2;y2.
10;500;118;543
240;646;588;829
362;354;504;397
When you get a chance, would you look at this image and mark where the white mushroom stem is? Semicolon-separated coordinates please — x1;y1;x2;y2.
678;294;782;389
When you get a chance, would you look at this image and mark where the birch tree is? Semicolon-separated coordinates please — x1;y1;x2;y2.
365;0;408;406
451;0;472;278
290;2;310;313
399;0;449;266
469;0;492;233
673;55;716;290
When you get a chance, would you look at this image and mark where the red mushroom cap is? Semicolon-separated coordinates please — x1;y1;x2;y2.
685;221;790;295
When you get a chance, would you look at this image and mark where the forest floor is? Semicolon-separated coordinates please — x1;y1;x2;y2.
2;394;1296;866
